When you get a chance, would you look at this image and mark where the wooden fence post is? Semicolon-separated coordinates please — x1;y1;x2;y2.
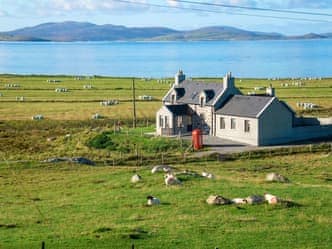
41;241;45;249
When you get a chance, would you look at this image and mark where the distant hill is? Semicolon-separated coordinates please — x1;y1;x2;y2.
0;21;330;42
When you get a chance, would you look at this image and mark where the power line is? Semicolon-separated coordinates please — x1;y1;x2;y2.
175;0;332;17
111;0;332;23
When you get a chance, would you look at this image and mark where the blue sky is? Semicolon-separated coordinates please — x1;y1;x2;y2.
0;0;331;34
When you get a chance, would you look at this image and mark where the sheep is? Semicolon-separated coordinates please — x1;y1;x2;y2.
245;195;265;205
202;171;214;179
131;174;142;183
164;173;181;185
146;196;160;206
264;193;279;204
151;165;173;174
206;195;232;205
266;173;290;183
231;198;248;204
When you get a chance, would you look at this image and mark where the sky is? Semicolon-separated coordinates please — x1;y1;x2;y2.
0;0;332;34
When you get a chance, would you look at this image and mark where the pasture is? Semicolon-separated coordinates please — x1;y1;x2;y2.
0;75;331;120
0;152;331;249
0;74;331;248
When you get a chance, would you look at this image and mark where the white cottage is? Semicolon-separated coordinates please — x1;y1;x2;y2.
156;70;332;146
156;70;240;136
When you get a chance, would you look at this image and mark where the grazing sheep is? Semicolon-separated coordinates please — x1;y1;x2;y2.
147;196;160;206
231;198;248;204
131;174;142;183
266;173;290;183
245;195;265;205
202;172;214;179
206;195;232;205
151;165;173;174
164;173;181;185
264;193;279;204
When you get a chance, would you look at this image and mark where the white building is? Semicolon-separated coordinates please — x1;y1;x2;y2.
156;70;332;146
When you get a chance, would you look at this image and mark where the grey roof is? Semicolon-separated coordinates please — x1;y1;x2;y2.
165;104;191;116
164;80;224;106
216;95;274;118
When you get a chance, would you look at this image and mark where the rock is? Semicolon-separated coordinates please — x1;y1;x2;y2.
42;157;68;163
131;174;142;183
231;198;247;204
151;165;173;174
70;157;95;166
264;193;280;204
42;157;95;166
266;173;290;183
245;195;265;205
206;195;231;205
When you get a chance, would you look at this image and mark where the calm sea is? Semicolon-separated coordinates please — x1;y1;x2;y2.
0;40;331;78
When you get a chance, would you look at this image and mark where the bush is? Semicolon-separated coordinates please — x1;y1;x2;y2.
87;132;115;150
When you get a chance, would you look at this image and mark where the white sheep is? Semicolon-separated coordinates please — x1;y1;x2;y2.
202;172;214;179
146;196;160;206
164;173;181;185
264;193;279;204
131;174;142;183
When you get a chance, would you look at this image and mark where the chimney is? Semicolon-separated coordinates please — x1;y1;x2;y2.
266;84;275;96
174;69;185;86
223;72;234;89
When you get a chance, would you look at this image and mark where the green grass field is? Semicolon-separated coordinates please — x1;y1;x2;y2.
1;75;331;120
1;152;331;249
0;74;331;248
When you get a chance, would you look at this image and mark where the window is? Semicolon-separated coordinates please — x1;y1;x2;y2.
177;116;183;128
171;94;176;104
165;116;169;128
244;120;250;132
159;115;163;128
200;97;204;107
220;117;225;129
231;118;236;129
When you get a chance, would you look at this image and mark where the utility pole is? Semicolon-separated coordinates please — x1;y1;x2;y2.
132;78;137;128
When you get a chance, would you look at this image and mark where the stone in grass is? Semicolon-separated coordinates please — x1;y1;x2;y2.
206;195;232;205
245;195;265;205
151;165;173;174
266;172;290;183
70;157;95;166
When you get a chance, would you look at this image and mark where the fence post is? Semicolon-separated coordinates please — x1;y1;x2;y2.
132;244;135;249
41;241;45;249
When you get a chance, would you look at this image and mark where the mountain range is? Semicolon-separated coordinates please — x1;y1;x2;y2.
0;21;331;42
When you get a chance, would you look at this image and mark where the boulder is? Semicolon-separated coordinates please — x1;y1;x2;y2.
245;195;265;205
206;195;231;205
266;173;290;183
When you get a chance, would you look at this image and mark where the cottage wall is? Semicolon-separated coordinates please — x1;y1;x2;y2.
156;106;174;136
215;115;258;145
189;104;214;134
258;99;293;145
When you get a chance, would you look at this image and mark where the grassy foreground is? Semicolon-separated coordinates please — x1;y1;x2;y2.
0;152;331;249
